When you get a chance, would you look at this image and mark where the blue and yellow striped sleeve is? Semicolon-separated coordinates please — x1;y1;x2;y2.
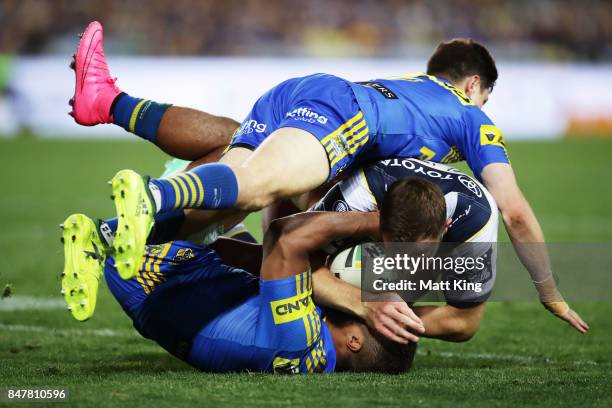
257;271;321;353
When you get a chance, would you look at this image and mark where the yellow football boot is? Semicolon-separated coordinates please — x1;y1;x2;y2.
60;213;105;321
110;169;155;279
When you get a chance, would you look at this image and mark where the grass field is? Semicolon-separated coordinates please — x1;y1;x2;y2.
0;137;611;407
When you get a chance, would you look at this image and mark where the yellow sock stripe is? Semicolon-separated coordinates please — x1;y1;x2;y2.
176;174;198;207
321;111;364;145
165;177;182;209
128;100;148;133
172;175;190;208
184;172;205;207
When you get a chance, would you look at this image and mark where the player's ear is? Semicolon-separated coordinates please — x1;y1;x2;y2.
457;75;480;97
346;329;364;353
463;75;481;96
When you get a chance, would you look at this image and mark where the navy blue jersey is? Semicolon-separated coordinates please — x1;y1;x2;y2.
313;159;498;243
312;159;498;306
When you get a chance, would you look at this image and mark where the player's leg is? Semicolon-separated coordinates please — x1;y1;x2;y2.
70;21;237;160
142;73;367;214
110;98;238;160
148;127;329;213
110;74;367;278
107;129;328;278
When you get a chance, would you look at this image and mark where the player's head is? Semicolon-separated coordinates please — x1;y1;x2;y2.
379;177;448;244
426;38;498;108
326;309;417;374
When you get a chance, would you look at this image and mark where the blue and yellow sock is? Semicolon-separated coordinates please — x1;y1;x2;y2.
149;164;239;212
112;93;172;143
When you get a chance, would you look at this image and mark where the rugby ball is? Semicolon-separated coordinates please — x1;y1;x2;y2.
330;245;362;288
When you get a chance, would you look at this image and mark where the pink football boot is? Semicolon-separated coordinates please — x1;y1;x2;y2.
69;21;121;126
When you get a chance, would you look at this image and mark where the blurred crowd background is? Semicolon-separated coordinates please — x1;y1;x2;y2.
1;0;611;61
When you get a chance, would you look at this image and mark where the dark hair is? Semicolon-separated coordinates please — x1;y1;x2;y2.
426;38;498;91
327;310;417;374
380;177;447;242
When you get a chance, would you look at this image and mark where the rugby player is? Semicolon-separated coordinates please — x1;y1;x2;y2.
165;157;500;343
69;21;588;333
310;158;497;342
60;211;416;374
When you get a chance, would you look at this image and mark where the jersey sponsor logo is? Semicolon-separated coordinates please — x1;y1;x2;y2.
333;200;349;212
286;107;328;124
479;125;506;149
270;291;314;324
357;81;398;99
236;119;267;136
380;158;455;180
458;175;483;198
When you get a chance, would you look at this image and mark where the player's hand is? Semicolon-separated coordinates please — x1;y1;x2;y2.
543;301;590;333
363;293;425;343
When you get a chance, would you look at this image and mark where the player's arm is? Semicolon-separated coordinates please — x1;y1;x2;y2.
412;304;485;342
311;265;423;343
261;211;380;281
481;163;589;333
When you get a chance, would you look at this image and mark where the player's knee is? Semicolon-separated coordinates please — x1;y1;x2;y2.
449;317;481;342
237;186;277;210
234;171;282;211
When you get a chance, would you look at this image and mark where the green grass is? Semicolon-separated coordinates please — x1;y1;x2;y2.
0;137;611;407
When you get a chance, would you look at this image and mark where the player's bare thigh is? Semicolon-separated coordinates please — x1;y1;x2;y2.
231;127;330;210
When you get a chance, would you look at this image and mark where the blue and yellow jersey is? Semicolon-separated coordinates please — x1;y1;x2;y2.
190;270;336;374
348;74;509;179
228;72;508;182
104;242;336;374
